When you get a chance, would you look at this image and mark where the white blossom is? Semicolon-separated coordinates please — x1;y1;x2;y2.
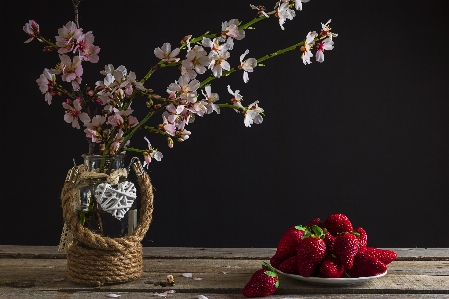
154;43;180;62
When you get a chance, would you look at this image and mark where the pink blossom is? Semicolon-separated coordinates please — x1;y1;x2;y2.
161;115;176;136
167;75;200;103
142;137;163;168
23;20;41;43
56;21;82;54
36;68;57;104
278;2;296;30
239;49;257;83
154;43;180;62
182;46;210;75
108;130;127;154
128;115;139;128
221;19;245;41
227;85;244;110
250;5;269;18
243;101;264;127
84;115;106;143
59;54;83;91
202;85;220;114
300;31;317;65
320;19;337;37
107;112;124;128
76;31;100;63
176;129;191;141
202;37;232;54
62;98;90;129
209;50;231;78
315;36;334;63
294;0;310;11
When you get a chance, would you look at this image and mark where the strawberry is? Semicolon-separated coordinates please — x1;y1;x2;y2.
323;214;353;236
334;232;359;269
296;225;327;277
278;255;298;274
242;262;279;297
269;253;285;269
318;255;345;278
364;247;397;265
306;217;322;228
345;252;387;277
324;232;335;254
354;227;368;251
271;225;307;267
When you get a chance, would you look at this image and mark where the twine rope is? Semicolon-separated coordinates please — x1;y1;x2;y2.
60;163;154;286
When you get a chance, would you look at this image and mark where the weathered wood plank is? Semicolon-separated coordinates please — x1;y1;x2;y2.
1;290;448;299
1;246;448;261
1;259;448;294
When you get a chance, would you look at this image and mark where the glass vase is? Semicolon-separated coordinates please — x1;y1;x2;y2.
73;154;138;238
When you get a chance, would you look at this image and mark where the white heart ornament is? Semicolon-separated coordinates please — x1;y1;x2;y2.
95;181;137;220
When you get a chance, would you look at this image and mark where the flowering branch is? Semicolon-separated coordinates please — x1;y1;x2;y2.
25;0;338;167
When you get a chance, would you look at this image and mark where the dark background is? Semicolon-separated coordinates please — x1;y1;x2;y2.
1;0;448;248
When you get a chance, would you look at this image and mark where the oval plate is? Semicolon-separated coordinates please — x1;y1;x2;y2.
274;269;387;285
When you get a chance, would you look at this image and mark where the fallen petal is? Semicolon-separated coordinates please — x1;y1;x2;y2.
105;294;121;298
166;290;176;294
182;273;193;278
192;277;203;281
198;296;208;299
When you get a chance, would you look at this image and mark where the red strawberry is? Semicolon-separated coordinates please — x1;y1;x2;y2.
296;225;327;277
324;232;335;254
242;262;279;297
354;227;368;251
272;225;307;265
334;232;359;269
318;255;345;278
306;217;322;228
323;214;353;236
278;255;298;274
269;253;285;269
345;252;387;277
364;247;397;265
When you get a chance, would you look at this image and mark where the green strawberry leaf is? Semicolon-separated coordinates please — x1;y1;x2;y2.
264;271;278;278
275;280;280;289
262;261;275;272
350;231;361;237
311;224;323;235
302;227;312;239
294;225;307;231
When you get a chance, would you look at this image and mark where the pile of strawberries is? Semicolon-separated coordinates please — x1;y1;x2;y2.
242;214;397;297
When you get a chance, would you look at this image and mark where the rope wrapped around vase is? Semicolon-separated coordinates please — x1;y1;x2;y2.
60;160;154;286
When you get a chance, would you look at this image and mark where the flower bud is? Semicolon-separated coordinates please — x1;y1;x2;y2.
115;88;125;100
167;137;174;148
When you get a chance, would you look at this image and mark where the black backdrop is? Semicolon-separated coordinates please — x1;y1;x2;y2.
1;0;448;248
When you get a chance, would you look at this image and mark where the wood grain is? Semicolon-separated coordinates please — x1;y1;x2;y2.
1;246;448;298
1;246;448;260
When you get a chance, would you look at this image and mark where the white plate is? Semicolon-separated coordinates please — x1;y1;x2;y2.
274;269;387;285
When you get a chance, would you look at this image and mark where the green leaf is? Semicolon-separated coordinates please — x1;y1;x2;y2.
264;271;277;278
311;224;323;235
295;225;307;231
262;261;275;272
351;231;361;237
275;280;280;289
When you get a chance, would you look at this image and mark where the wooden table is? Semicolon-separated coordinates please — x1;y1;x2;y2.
0;246;448;298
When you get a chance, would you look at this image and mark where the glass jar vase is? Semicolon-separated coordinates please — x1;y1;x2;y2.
73;154;138;238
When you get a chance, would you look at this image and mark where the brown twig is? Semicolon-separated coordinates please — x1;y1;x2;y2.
72;0;81;28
